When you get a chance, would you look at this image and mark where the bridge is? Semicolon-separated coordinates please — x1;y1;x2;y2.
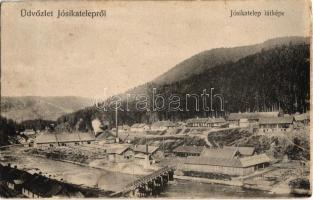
111;166;175;197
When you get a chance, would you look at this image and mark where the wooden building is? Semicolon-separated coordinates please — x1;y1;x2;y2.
107;146;134;162
95;131;116;144
172;146;204;157
132;145;163;163
150;121;176;131
294;112;310;127
259;116;294;133
222;146;255;157
227;112;279;128
0;164;83;198
182;148;270;176
130;123;150;132
186;118;226;128
117;125;131;132
35;132;95;148
20;129;36;137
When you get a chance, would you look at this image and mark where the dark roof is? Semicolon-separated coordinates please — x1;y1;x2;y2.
96;130;115;140
186;118;226;124
228;112;279;121
0;166;63;197
23;175;63;197
0;165;31;184
0;165;85;197
259;116;294;124
173;146;204;154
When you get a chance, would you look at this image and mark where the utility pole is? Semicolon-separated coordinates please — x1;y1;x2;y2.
115;103;119;143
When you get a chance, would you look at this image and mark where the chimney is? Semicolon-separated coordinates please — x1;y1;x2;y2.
8;163;11;167
146;144;148;154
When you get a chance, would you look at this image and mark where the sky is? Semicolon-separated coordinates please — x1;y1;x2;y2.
1;0;311;98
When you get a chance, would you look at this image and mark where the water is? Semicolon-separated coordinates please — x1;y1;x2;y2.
1;148;293;198
160;179;291;198
2;153;137;192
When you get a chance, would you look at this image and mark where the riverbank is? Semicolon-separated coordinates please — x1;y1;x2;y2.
174;175;243;186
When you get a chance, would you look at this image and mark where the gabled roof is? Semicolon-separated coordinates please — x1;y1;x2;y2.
96;130;115;140
186;118;226;124
173;146;204;154
134;153;148;159
0;165;84;197
201;148;238;159
132;145;159;154
259;116;293;124
25;175;63;197
239;154;271;167
223;146;255;156
0;165;31;184
228;112;279;121
184;156;243;167
107;146;131;155
184;153;271;168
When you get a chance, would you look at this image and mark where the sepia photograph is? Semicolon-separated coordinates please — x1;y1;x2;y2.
0;0;311;198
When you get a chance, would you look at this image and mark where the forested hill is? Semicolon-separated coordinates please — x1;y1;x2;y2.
1;96;92;122
56;42;310;130
120;36;309;97
153;36;310;85
148;43;310;121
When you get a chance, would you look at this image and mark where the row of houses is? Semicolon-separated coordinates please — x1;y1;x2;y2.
172;146;256;158
185;117;227;128
115;118;228;133
115;111;309;133
185;112;309;132
106;144;163;164
35;132;96;148
176;146;271;176
0;164;84;198
227;112;280;127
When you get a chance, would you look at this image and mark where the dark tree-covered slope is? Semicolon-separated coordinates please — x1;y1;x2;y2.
56;43;310;129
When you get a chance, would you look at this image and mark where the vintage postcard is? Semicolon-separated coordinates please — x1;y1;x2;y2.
0;0;311;198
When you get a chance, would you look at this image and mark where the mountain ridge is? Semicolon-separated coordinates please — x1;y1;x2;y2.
55;38;310;129
1;96;93;122
120;36;309;98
